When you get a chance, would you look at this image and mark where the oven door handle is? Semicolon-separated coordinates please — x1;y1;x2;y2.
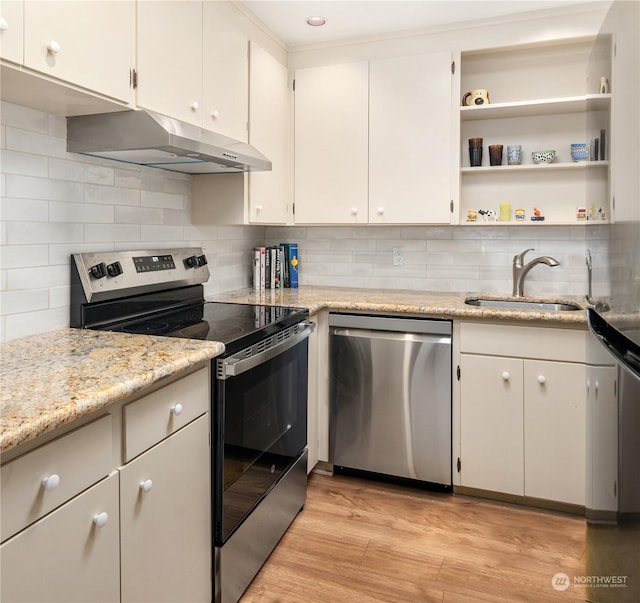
218;321;315;379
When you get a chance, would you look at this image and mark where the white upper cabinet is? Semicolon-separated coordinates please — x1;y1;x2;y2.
294;61;369;224
0;0;23;65
248;42;290;224
202;1;248;142
369;52;453;224
22;0;134;104
136;0;203;125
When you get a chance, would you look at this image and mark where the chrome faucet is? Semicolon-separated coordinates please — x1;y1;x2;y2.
512;248;560;297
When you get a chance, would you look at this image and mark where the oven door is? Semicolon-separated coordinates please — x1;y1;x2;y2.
213;322;312;545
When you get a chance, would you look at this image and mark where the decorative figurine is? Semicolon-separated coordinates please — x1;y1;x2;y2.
577;207;588;221
600;77;609;94
531;207;545;221
515;208;526;222
467;209;477;222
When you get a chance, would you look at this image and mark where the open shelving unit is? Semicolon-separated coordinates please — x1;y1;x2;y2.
457;38;612;225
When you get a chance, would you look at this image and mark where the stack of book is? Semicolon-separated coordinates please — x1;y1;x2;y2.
253;243;299;289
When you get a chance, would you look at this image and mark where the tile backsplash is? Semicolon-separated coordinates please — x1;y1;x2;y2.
1;101;606;343
0;102;264;342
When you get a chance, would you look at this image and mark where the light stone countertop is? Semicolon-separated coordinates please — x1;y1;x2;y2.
0;329;224;454
207;285;589;326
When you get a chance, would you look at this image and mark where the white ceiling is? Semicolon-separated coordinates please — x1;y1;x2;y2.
240;0;603;47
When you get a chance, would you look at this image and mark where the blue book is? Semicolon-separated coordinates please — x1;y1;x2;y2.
289;243;299;288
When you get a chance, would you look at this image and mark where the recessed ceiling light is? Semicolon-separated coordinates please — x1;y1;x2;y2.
306;16;327;27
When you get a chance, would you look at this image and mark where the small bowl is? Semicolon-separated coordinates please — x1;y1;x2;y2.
531;150;556;164
570;143;588;162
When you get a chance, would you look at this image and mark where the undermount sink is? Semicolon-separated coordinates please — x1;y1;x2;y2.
465;298;582;312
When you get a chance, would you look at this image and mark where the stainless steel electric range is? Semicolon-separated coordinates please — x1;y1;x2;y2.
70;247;312;603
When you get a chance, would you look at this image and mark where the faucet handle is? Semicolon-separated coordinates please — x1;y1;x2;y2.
514;248;535;265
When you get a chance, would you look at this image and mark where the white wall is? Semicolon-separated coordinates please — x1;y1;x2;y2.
0;101;265;342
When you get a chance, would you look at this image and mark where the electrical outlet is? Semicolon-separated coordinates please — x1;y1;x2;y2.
392;247;404;266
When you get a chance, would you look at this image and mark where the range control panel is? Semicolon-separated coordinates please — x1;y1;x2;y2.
72;247;210;303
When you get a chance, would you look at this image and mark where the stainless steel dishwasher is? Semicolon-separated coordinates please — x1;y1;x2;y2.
329;313;452;487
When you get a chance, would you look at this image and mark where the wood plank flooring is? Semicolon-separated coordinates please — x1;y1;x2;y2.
241;472;587;602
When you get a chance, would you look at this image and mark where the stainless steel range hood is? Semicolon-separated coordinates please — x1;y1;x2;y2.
66;110;271;174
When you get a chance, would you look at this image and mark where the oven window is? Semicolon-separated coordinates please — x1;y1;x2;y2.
215;339;308;543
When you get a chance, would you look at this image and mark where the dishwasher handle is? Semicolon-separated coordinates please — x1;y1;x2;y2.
330;327;450;345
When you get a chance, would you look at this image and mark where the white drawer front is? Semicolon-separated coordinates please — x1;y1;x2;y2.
0;415;113;542
123;367;209;462
460;322;587;362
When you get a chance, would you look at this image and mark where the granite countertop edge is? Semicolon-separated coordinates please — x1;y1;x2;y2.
0;329;225;454
206;286;589;326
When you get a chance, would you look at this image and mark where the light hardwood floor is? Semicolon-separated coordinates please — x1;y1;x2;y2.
241;472;587;602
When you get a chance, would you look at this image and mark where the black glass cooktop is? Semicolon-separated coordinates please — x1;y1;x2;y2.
103;302;308;355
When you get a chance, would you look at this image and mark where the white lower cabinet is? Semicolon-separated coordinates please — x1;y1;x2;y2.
460;354;524;495
458;322;593;506
120;415;211;603
0;367;211;603
1;472;120;603
523;360;586;505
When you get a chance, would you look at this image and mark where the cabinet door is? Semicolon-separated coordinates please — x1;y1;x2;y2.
586;365;618;512
369;52;452;224
23;0;134;103
0;0;23;64
524;360;586;505
248;42;290;224
202;1;248;141
294;61;369;224
136;0;203;125
120;416;211;603
1;473;120;603
460;354;524;495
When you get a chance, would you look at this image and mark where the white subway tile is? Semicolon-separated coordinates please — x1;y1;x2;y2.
164;175;191;195
1;102;49;133
84;183;140;206
6;174;83;202
373;264;427;278
453;226;509;240
0;172;5;196
307;227;354;239
427;264;480;280
6;127;66;157
376;239;427;252
1;198;49;221
353;226;402;239
139;171;167;192
0;125;5;149
161;208;191;226
85;224;140;243
114;168;144;189
140;225;184;241
1;288;49;315
7;265;68;290
48;114;67;138
141;190;184;210
0;222;5;245
7;222;84;244
4;306;69;342
50;201;114;223
304;251;353;264
330;238;376;251
427;239;482;253
0;149;47;177
401;226;452;240
0;244;49;268
49;285;70;308
49;157;114;185
115;206;164;224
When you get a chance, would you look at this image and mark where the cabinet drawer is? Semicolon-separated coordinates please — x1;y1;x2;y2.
0;415;112;542
460;322;586;362
123;368;209;462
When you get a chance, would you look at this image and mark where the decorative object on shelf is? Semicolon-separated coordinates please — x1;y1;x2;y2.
467;209;478;222
600;129;606;160
515;207;526;221
462;89;490;106
478;209;497;222
507;145;521;165
531;149;556;164
499;202;511;222
531;207;545;221
489;144;504;166
599;76;609;94
591;138;599;161
576;206;588;221
597;207;606;220
570;143;588;161
469;137;483;167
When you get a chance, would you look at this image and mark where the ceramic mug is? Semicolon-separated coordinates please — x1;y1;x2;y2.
507;145;521;165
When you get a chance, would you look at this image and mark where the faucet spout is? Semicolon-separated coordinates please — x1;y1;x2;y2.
512;249;560;297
